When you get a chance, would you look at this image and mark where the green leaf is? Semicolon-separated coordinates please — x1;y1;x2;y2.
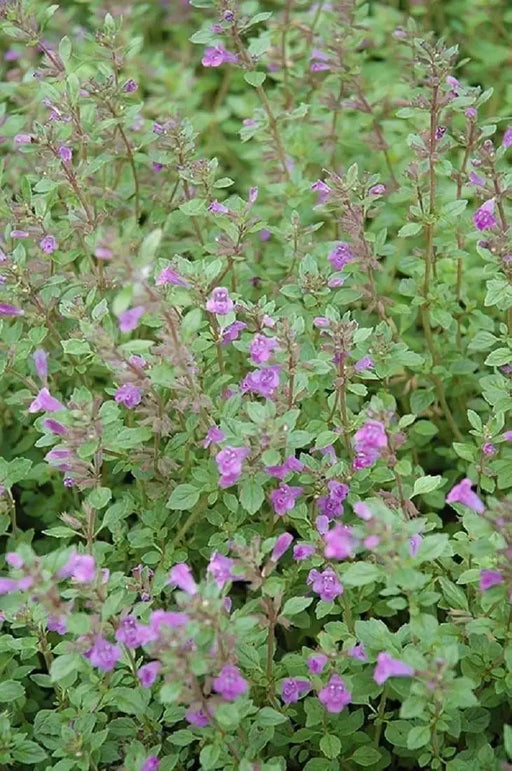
239;476;264;515
484;348;511;367
504;724;512;759
179;199;207;216
61;339;92;356
50;654;81;683
59;36;72;64
244;71;266;87
166;484;200;510
320;734;341;759
12;741;47;764
282;597;313;616
412;475;442;497
199;745;221;769
138;228;162;263
398;222;422;238
87;486;112;509
352;746;383;765
342;562;381;586
0;680;24;701
257;707;288;726
406;725;430;750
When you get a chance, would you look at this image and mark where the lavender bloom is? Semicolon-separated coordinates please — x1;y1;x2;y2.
318;674;351;713
354;356;374;372
353;502;372;520
293;543;315;561
47;615;67;634
213;665;248;700
270;484;303;516
141;757;160;771
28;388;64;413
259;228;271;241
33;349;48;378
221;321;247;345
167;563;198;595
42;418;67;435
240;365;281;399
504;431;512;441
271;532;294;561
369;184;386;195
446;478;485;514
307;567;343;602
317;495;342;520
14;134;32;144
115;616;152;648
409;534;423;557
156;267;189;286
324;525;354;560
5;553;23;569
0;303;24;317
58;146;72;162
482;442;496;456
149;610;190;636
215;446;250;487
281;677;310;703
328;242;355;270
479;569;504;591
307;654;328;674
202;425;225;448
310;48;330;71
40;235;57;254
0;578;20;595
207;552;240;587
208;200;229;215
186;708;210;727
206;287;234;315
123;79;138;92
114;383;142;408
249;334;279;364
353;420;387;469
473;199;497;231
265;456;304;479
328;276;345;288
137;661;161;687
349;643;367;661
10;230;29;238
502;126;512;148
469;171;485;187
118;306;145;333
374;652;414;685
58;552;96;583
315;515;329;535
313;317;330;328
84;636;121;671
201;46;238;67
311;180;331;205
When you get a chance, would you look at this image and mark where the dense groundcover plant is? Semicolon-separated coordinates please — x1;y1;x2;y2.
0;0;511;768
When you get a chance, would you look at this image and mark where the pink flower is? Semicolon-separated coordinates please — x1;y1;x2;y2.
307;567;343;602
307;654;328;674
240;365;281;399
503;431;512;441
293;543;315;561
353;420;387;469
354;356;374;372
271;532;294;561
369;184;385;196
206;287;234;315
502;126;512;148
201;46;238;67
149;610;189;636
58;552;96;583
207;552;240;588
318;674;351;713
473;199;497;231
0;303;23;317
58;146;72;162
328;242;355;270
14;134;32;144
373;652;414;685
221;320;247;344
202;425;225;448
215;446;250;487
482;442;496;456
118;306;145;333
249;334;279;364
409;534;423;557
141;757;160;771
270;484;303;516
40;235;57;253
479;569;504;591
42;418;67;435
5;552;23;569
137;661;161;687
33;349;48;379
311;180;331;205
156;267;189;286
123;79;138;92
213;664;248;700
324;525;354;560
353;502;372;520
47;615;67;634
84;636;121;671
186;707;210;726
0;578;20;595
29;387;64;413
265;456;304;479
281;677;310;704
115;616;152;648
208;200;229;214
114;383;142;408
167;563;197;595
310;49;330;71
349;643;367;661
446;478;484;514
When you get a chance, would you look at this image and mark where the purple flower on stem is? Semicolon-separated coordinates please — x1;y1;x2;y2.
40;235;57;253
293;543;315;561
409;534;423;557
281;677;310;704
137;661;161;687
240;365;281;399
315;515;329;535
29;388;64;413
58;146;72;162
156;267;189;286
115;616;152;649
202;425;225;448
271;532;294;561
504;431;512;441
354;356;374;372
311;180;331;205
328;242;355;270
307;654;328;674
353;420;387;469
47;615;67;634
502;126;512;148
14;134;32;145
469;171;485;187
369;184;386;196
479;569;504;591
221;320;247;345
310;48;330;71
249;334;279;364
58;552;95;583
6;552;23;569
0;578;20;595
353;502;372;520
446;478;485;514
349;643;367;662
201;46;238;67
186;708;210;727
473;199;497;231
84;636;121;671
33;349;48;378
208;200;229;215
318;674;351;713
307;567;343;602
42;418;67;435
373;652;414;685
0;303;24;317
265;455;304;479
213;664;248;700
118;306;145;333
167;563;197;595
123;79;138;92
482;442;496;456
317;495;342;520
141;757;160;771
215;446;250;487
10;230;29;239
207;552;240;588
324;525;354;560
206;287;234;315
270;484;303;516
114;383;142;408
149;610;190;637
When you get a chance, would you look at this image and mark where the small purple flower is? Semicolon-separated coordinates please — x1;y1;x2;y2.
206;287;234;315
28;388;64;413
149;610;190;636
167;563;197;595
349;643;367;662
504;431;512;441
259;228;271;241
271;532;294;561
293;543;315;561
152;162;164;173
311;180;331;205
317;495;342;520
328;276;345;288
446;478;485;514
310;48;330;71
5;552;23;569
118;306;145;333
318;674;351;713
0;302;24;317
115;616;152;649
353;502;372;520
313;317;330;328
369;184;386;196
137;661;161;687
186;708;210;727
374;653;414;685
47;615;67;634
58;145;72;162
10;230;29;238
42;418;67;435
221;320;247;345
84;636;121;671
207;552;240;588
469;171;485;187
249;334;279;364
270;484;303;516
141;757;160;771
307;654;328;674
473;199;497;231
202;425;226;448
315;515;329;535
281;677;310;704
502;126;512;148
215;446;250;487
307;567;343;602
208;200;229;215
114;383;142;408
156;267;189;286
95;246;112;260
40;235;57;254
33;349;48;378
201;46;238;67
354;356;374;372
482;442;497;456
58;552;95;583
14;134;32;145
128;355;147;369
265;455;304;479
465;107;477;119
409;534;423;557
0;578;20;595
213;664;248;701
123;79;138;92
324;525;354;560
479;569;504;591
328;242;355;270
240;365;281;399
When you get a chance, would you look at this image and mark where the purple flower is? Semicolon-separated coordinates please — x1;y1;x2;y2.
10;229;29;239
33;349;48;378
240;365;281;399
221;321;247;345
311;180;331;205
328;480;349;502
324;525;354;560
114;383;142;408
5;553;23;569
167;563;197;595
349;643;367;662
152;162;164;173
58;552;96;583
47;615;67;634
353;420;387;469
307;654;328;674
469;171;485;187
42;418;67;435
201;46;238;67
129;355;147;369
118;306;145;333
374;652;414;685
149;610;190;636
317;495;342;520
353;502;372;520
270;484;303;516
208;200;229;215
328;242;355;270
14;134;32;144
141;757;160;771
504;431;512;441
186;708;210;727
208;552;240;588
40;235;57;254
137;661;161;687
465;107;477;119
213;664;248;700
502;126;512;148
202;426;226;448
0;303;24;317
328;276;345;288
281;677;310;704
446;478;485;514
482;442;496;456
84;636;121;671
115;616;152;649
315;515;329;535
206;287;234;315
58;146;72;163
293;543;315;561
473;199;497;231
310;49;330;71
156;267;189;286
318;674;351;713
123;79;138;92
249;334;279;364
0;578;20;595
271;532;294;561
215;446;250;487
28;388;64;413
259;228;271;241
354;356;374;372
479;569;504;591
313;317;330;328
409;534;423;557
265;455;304;479
369;184;386;196
95;246;112;260
307;567;343;602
